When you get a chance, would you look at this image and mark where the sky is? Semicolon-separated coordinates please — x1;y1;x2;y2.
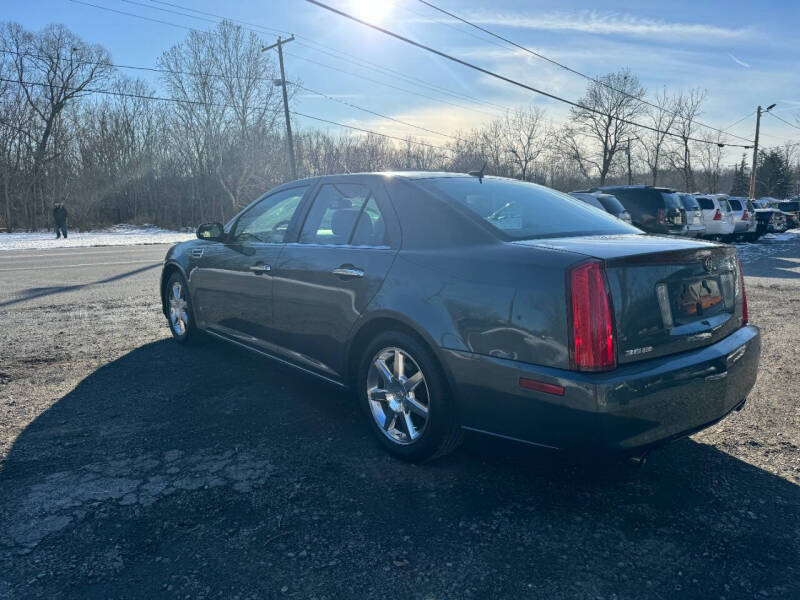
4;0;800;165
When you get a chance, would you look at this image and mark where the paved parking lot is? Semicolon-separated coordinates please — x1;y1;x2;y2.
0;239;798;599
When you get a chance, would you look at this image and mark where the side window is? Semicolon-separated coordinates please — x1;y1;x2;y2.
233;186;308;243
351;197;388;246
299;183;372;245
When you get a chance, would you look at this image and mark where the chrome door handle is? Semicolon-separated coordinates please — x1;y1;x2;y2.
249;264;271;274
332;267;364;278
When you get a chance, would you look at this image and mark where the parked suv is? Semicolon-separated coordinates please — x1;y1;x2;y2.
728;196;758;241
599;186;687;235
777;201;800;228
568;191;632;223
678;194;706;238
696;194;735;241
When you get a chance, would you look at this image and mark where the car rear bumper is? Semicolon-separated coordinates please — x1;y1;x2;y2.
684;224;706;237
443;325;760;453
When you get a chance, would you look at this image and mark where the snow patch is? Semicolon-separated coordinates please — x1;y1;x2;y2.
0;224;194;251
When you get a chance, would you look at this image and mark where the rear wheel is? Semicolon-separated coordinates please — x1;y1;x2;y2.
165;272;201;344
357;331;462;462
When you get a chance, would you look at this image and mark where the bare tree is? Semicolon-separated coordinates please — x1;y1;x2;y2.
567;69;645;186
668;88;706;192
639;88;679;186
4;22;112;228
697;131;725;193
500;106;549;181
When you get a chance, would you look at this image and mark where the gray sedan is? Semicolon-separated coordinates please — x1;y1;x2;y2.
160;173;760;462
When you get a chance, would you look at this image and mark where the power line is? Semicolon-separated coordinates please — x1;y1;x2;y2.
415;0;755;145
722;110;756;132
766;111;800;131
2;48;479;144
0;76;451;153
68;0;508;119
142;0;514;114
295;83;469;143
306;0;754;149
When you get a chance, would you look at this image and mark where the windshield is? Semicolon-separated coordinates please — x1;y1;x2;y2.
417;177;640;240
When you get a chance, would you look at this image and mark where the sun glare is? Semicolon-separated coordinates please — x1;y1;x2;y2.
349;0;394;25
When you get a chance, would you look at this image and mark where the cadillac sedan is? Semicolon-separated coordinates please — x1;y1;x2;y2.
160;173;760;462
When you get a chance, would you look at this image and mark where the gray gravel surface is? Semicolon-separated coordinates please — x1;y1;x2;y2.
0;240;798;599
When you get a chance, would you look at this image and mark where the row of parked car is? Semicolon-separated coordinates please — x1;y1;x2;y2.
569;186;800;242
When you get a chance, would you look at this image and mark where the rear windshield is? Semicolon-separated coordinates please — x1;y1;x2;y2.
417;177;639;240
697;197;714;210
596;194;626;214
728;199;742;211
779;201;800;211
680;195;700;211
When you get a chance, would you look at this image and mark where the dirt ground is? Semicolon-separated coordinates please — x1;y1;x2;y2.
0;239;798;599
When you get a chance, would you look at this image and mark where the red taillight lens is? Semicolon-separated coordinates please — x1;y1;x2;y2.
713;209;722;221
741;210;749;221
737;257;748;325
567;260;616;371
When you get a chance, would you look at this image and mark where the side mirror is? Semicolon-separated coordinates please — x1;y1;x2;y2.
196;222;225;242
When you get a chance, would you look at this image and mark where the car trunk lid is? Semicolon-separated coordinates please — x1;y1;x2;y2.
515;234;745;364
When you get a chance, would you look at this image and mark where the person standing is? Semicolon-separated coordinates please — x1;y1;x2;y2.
53;202;68;239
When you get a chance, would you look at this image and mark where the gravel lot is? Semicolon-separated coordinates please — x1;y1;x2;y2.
0;239;798;599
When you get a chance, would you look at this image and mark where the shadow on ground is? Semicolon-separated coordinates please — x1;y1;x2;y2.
1;337;798;599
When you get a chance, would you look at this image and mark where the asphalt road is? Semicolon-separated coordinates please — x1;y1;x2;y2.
0;240;799;599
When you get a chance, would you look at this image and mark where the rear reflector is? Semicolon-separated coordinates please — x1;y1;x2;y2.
567;260;617;372
519;378;565;396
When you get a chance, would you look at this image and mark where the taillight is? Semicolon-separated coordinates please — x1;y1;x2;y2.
737;257;748;325
713;209;722;221
657;208;666;225
567;260;616;371
742;210;749;221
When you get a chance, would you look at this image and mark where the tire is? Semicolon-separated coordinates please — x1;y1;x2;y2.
164;272;202;344
357;331;463;462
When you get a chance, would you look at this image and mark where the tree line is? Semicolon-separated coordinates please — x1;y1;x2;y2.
1;20;797;232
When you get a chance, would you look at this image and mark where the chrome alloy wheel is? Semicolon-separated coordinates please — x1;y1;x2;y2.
168;281;189;336
366;347;430;445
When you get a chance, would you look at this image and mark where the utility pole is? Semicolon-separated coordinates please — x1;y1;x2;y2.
749;103;776;199
263;35;297;180
626;138;632;185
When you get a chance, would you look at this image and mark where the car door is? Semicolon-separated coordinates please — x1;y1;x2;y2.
271;178;400;380
190;185;311;348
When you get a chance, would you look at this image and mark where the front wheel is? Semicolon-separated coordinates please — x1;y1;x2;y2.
164;272;201;344
357;331;462;462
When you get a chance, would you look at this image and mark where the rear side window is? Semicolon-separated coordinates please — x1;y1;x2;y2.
350;197;388;246
660;192;682;209
417;177;639;240
729;199;742;211
596;194;625;214
697;197;715;210
300;183;372;245
680;195;700;211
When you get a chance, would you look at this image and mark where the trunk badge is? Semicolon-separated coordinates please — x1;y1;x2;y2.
703;257;715;272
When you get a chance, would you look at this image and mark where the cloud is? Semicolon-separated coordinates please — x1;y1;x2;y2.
412;10;751;42
728;53;751;68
